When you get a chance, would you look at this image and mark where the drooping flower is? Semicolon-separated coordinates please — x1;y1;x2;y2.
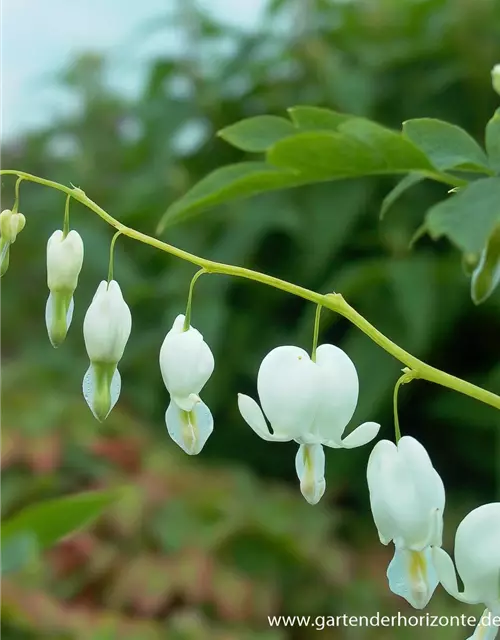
82;280;132;421
45;229;84;347
433;503;500;640
366;436;445;609
0;208;26;276
159;314;215;455
238;344;380;505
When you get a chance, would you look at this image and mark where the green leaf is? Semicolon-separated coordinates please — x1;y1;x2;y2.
403;118;491;173
158;162;303;230
218;115;295;152
426;177;500;253
471;224;500;305
1;490;119;551
486;109;500;173
287;106;352;131
268;121;434;179
1;532;38;575
380;173;425;219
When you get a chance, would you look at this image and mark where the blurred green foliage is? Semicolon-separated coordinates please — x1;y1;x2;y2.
1;0;500;637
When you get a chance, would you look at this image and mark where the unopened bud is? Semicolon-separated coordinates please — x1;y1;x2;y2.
82;280;132;421
0;209;26;244
45;229;84;347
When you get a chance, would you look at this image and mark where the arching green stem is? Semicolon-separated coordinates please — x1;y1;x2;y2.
2;169;500;413
63;194;71;238
393;370;415;443
311;304;322;362
184;268;207;331
107;231;122;285
12;177;23;214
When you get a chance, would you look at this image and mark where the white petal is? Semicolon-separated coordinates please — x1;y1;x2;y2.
295;443;326;505
83;280;132;363
172;393;201;412
398;437;446;529
311;344;359;442
432;547;483;605
47;229;84;291
257;346;319;439
367;440;398;545
159;317;214;402
467;608;500;640
453;503;500;605
387;547;438;609
330;421;380;449
45;292;74;348
82;364;121;422
165;399;213;455
366;436;445;550
237;394;291;442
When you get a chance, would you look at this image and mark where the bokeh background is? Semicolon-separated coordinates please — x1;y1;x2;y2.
2;0;500;638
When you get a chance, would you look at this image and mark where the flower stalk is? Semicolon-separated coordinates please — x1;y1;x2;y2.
1;169;499;412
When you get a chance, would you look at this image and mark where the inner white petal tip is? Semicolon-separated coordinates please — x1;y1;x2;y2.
300;479;326;505
172;393;200;412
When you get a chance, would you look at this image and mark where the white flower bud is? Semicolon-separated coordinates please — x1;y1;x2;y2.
492;64;500;96
367;436;445;609
0;209;26;244
1;210;26;277
47;230;84;292
83;280;132;364
82;280;132;421
45;229;84;347
159;314;215;454
159;314;214;412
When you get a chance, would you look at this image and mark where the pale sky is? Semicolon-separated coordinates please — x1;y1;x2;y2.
2;0;267;139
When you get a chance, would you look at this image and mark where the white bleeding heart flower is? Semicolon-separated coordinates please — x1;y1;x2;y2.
82;280;132;422
367;436;445;609
433;503;500;640
238;344;380;505
1;209;26;277
159;314;215;455
45;229;84;347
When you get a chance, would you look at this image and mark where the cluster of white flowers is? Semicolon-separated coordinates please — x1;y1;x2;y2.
6;216;497;640
44;226;132;421
155;313;499;639
367;438;499;638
